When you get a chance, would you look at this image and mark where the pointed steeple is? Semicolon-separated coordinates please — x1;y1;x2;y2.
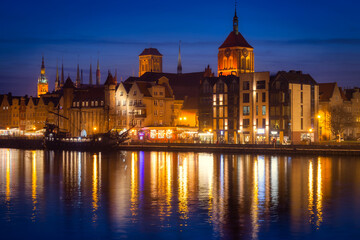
177;41;182;74
81;69;83;85
76;64;80;88
233;1;239;35
55;61;60;91
96;58;100;85
41;55;45;75
60;60;64;87
89;63;93;86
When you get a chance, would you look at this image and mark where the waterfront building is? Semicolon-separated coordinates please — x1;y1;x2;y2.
343;88;360;139
269;71;319;144
37;56;49;97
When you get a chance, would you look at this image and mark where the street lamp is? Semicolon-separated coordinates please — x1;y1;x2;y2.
317;114;321;142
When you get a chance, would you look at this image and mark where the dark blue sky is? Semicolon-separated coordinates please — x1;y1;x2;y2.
1;0;359;96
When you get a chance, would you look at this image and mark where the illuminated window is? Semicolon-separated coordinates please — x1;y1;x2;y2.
219;94;223;105
213;94;217;105
243;106;250;116
262;105;266;115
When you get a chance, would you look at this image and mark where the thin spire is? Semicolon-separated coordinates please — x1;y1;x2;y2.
114;69;118;84
233;0;239;34
76;64;80;88
96;57;100;85
89;63;93;86
81;69;83;85
61;58;64;86
177;40;182;74
41;55;45;75
55;60;60;91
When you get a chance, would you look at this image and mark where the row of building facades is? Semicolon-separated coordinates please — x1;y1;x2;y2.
1;11;359;143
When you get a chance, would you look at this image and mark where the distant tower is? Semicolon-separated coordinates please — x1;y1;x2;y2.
177;41;182;74
81;69;83;85
60;60;64;87
218;4;254;76
89;63;93;86
55;61;60;91
37;56;49;97
96;58;100;85
138;48;163;77
76;64;80;88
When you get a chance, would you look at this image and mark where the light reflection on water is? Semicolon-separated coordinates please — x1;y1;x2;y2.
0;149;360;239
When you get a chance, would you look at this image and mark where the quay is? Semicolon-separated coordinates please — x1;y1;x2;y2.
0;137;359;156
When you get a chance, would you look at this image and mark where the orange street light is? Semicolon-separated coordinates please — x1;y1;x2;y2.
317;115;321;119
309;128;313;133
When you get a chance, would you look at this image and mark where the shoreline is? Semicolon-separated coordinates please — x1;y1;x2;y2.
0;138;359;156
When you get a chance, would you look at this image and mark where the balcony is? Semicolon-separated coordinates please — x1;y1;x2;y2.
134;113;147;118
133;103;146;108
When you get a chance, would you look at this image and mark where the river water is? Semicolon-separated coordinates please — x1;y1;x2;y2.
0;149;359;239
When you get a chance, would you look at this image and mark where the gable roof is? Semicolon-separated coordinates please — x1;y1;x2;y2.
272;71;317;85
219;31;253;49
126;72;205;100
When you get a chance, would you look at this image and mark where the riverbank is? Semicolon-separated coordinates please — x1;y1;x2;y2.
0;138;359;156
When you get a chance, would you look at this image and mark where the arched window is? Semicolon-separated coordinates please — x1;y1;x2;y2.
229;56;233;69
223;58;227;69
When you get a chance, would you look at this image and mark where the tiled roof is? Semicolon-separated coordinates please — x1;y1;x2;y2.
319;83;336;101
219;31;253;49
139;48;162;56
104;72;116;85
73;87;105;102
273;71;317;85
63;77;75;88
126;72;205;100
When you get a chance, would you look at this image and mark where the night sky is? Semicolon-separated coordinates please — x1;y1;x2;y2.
1;0;359;96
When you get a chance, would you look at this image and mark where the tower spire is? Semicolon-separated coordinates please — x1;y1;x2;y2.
177;41;182;74
233;0;239;35
76;63;80;88
89;63;93;86
96;58;100;85
41;55;45;75
61;59;64;87
55;60;60;91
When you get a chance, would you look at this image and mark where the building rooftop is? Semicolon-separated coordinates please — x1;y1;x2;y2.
219;31;253;49
139;48;162;56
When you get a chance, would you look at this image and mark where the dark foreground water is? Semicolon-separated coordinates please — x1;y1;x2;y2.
0;149;359;239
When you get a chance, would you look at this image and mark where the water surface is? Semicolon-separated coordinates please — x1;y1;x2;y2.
0;149;359;239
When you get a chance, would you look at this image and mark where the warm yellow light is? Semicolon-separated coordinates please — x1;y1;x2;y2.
184;117;187;120
6;127;9;130
33;126;36;130
209;129;212;132
317;115;321;119
309;128;313;132
93;127;97;131
179;117;183;121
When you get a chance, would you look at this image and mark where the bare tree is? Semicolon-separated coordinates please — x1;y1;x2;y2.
330;106;354;140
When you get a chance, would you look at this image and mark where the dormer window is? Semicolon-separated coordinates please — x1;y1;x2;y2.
133;91;137;96
159;91;164;96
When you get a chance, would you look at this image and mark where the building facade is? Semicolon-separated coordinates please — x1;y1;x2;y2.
139;48;163;77
37;56;49;97
270;71;319;144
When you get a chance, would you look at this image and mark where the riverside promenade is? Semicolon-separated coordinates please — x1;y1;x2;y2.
0;137;359;156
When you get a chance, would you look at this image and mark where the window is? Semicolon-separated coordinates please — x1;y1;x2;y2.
154;91;158;96
219;94;223;105
219;107;223;117
262;119;266;128
159;91;164;96
243;81;250;90
91;101;94;106
154;110;158;116
122;100;126;106
159;100;164;107
301;105;303;117
262;105;266;115
134;100;137;106
154;100;158;106
301;118;303;130
243;119;250;128
129;100;133;106
243;106;250;116
243;93;250;103
301;84;303;90
86;101;88;107
101;101;104;106
120;91;123;96
213;107;217;118
256;106;258;115
133;91;137;96
159;110;163;116
256;93;258;103
122;110;126;116
256;80;266;89
301;92;303;103
82;102;85;107
122;120;126;125
262;92;266;102
213;94;217;105
95;101;98;106
138;100;142;106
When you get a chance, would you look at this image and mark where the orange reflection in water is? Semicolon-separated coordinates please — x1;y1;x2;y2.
130;152;138;218
31;151;37;221
316;158;323;228
92;153;99;222
5;149;10;202
251;158;259;239
178;156;188;221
